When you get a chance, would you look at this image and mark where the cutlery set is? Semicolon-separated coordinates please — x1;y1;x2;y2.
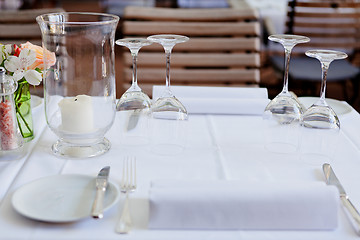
10;159;360;235
91;157;136;234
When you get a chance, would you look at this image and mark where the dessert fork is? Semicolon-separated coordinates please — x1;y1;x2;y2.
115;156;136;234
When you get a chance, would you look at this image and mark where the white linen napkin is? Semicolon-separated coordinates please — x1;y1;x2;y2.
148;180;339;230
178;0;229;8
179;97;269;115
153;85;268;100
152;86;269;115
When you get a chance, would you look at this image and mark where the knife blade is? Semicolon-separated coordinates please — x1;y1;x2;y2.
127;109;142;131
91;166;110;219
323;163;360;235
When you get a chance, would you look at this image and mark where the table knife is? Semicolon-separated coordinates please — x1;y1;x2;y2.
127;109;142;131
91;166;110;219
323;163;360;235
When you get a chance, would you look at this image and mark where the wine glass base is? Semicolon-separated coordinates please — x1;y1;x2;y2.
151;97;188;120
52;138;111;158
116;91;151;111
264;93;303;124
302;105;340;129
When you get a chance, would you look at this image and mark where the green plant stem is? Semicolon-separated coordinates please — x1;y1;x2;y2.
15;104;33;135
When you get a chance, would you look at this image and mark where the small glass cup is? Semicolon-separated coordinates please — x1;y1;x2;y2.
0;67;24;160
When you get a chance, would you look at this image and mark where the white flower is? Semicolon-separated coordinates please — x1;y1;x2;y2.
4;48;41;85
23;70;42;85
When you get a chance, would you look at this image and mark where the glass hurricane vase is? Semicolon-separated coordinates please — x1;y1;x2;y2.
37;12;119;158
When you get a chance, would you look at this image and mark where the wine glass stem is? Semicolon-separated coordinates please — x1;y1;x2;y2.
282;47;292;93
131;50;139;89
164;47;173;96
320;62;330;101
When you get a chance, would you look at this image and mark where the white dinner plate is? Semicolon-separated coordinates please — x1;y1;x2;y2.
298;97;352;116
12;174;120;222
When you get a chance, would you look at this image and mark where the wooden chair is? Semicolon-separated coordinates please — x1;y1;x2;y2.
268;0;360;102
119;6;261;97
0;8;64;46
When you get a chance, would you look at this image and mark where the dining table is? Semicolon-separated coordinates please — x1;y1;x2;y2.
1;88;360;240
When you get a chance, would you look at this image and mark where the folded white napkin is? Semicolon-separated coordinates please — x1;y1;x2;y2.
178;0;229;8
148;180;339;230
180;97;269;115
153;86;268;100
152;86;269;115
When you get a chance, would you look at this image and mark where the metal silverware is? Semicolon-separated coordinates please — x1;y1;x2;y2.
91;166;110;219
323;163;360;235
115;157;137;234
127;109;142;131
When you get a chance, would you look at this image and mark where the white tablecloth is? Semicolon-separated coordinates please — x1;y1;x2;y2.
1;99;360;239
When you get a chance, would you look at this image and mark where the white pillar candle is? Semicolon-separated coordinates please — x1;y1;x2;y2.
58;95;94;133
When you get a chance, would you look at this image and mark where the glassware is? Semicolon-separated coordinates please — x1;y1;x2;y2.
0;67;24;160
147;34;189;120
115;38;152;145
116;38;152;111
147;34;189;154
263;34;310;153
37;12;119;158
301;50;347;129
14;80;34;142
299;50;346;166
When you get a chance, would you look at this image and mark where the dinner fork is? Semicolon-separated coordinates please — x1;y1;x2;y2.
115;156;136;234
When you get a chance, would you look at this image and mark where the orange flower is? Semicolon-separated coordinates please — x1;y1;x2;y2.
20;41;56;70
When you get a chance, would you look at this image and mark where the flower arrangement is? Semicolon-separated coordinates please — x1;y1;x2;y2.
1;42;56;85
0;42;56;141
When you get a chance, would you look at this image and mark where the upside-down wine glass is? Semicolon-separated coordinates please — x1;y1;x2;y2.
263;34;310;153
116;38;152;111
147;34;189;120
299;50;347;165
147;34;189;154
115;38;152;145
301;50;347;129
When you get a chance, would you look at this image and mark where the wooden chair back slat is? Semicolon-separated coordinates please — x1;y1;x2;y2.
124;22;260;37
289;1;360;8
123;7;258;21
0;8;64;23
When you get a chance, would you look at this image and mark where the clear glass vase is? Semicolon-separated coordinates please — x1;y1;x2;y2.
14;80;34;142
0;67;24;160
37;12;119;158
